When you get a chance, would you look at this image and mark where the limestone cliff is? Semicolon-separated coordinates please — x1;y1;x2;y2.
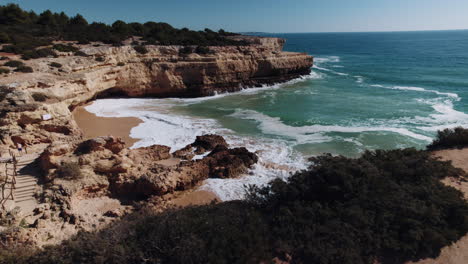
0;36;312;147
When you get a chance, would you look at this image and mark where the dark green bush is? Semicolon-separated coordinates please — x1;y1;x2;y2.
14;65;33;73
50;62;62;68
0;68;10;74
179;46;193;55
56;162;82;180
95;56;105;62
0;32;10;43
117;62;125;66
52;44;78;52
74;50;88;57
0;56;9;60
3;60;23;67
31;92;48;102
248;148;468;264
131;40;140;46
133;45;148;54
195;46;211;54
21;48;57;60
427;127;468;150
0;4;245;60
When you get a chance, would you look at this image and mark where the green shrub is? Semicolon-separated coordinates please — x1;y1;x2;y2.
248;148;468;264
74;50;88;57
195;46;210;54
117;62;125;66
3;60;23;67
179;46;193;55
131;40;140;46
56;162;82;180
427;127;468;150
52;44;78;52
21;48;57;60
50;62;62;68
95;56;105;62
14;66;33;73
0;68;10;74
31;92;48;102
0;56;9;60
0;4;245;60
133;45;148;54
0;32;10;43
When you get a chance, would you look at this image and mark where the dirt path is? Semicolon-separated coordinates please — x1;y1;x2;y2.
408;148;468;264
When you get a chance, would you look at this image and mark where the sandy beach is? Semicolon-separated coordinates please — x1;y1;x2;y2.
72;105;142;148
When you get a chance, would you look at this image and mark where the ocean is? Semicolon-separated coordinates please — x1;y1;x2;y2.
86;30;468;200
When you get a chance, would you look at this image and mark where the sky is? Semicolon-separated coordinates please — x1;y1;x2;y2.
3;0;468;33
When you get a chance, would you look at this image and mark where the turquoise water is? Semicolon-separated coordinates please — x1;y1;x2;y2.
171;30;468;157
88;30;468;199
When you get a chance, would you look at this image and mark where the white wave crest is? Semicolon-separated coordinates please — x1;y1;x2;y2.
230;109;432;142
355;76;364;83
415;99;468;131
313;65;349;76
314;56;341;64
371;84;459;99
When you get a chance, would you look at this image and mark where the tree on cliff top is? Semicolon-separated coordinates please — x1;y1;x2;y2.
0;4;244;57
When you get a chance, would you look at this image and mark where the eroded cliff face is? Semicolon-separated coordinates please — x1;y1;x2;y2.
0;36;312;147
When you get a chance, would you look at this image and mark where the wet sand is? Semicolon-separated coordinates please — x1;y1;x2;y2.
170;190;220;207
73;105;142;148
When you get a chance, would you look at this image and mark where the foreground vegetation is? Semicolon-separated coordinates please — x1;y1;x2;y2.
427;127;468;150
1;147;467;264
0;4;243;58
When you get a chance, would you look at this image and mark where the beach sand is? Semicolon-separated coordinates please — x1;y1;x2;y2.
72;105;142;148
408;148;468;264
170;190;220;207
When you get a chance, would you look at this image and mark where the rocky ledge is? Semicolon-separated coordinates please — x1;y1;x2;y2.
0;36;312;148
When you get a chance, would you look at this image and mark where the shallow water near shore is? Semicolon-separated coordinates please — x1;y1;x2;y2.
86;30;468;200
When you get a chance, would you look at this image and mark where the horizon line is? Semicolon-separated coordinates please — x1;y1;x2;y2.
240;28;468;34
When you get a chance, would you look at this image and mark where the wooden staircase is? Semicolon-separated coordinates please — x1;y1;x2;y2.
1;152;41;216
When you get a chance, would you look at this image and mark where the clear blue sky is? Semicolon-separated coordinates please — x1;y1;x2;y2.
4;0;468;33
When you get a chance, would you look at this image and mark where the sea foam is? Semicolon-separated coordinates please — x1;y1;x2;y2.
371;84;459;99
86;97;308;201
230;109;433;142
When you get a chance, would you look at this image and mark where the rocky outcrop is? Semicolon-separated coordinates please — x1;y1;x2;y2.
173;134;228;159
39;135;258;200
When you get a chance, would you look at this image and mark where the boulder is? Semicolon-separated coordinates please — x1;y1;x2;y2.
172;145;195;160
75;136;125;154
17;112;43;126
130;144;171;162
206;146;258;178
191;134;228;154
